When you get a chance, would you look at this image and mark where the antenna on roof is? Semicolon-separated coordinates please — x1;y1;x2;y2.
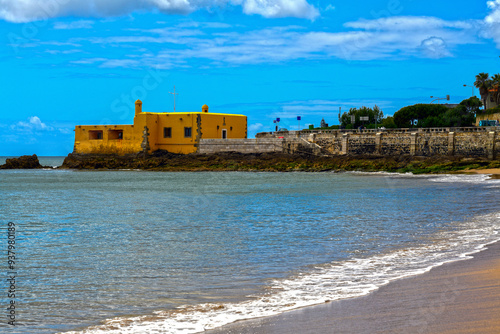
169;86;179;112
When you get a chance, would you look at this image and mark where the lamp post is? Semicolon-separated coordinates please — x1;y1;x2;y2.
430;95;450;104
463;84;474;97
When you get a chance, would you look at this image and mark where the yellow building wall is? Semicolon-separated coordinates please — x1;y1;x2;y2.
199;113;248;140
74;124;141;154
160;113;196;154
150;112;247;154
73;102;247;155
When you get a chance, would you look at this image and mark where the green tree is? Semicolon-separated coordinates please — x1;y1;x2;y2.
340;105;384;128
380;116;397;128
474;72;491;108
393;104;449;128
459;96;482;114
393;98;478;128
490;73;500;105
441;106;474;127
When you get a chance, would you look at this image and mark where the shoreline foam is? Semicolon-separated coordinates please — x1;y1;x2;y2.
62;207;500;334
206;240;500;334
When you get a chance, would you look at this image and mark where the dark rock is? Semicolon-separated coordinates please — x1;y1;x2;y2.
58;151;499;173
1;154;43;169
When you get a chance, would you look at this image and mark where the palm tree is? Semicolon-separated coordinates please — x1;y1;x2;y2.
474;72;491;109
490;74;500;105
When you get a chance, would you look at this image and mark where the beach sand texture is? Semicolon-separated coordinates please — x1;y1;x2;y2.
207;242;500;334
467;168;500;175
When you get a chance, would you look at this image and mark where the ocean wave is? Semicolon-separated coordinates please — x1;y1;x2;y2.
61;211;500;334
349;171;499;184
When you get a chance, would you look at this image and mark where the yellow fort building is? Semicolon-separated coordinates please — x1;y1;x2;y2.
73;100;247;155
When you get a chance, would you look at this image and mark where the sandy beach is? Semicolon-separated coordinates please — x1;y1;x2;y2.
467;168;500;175
207;241;500;334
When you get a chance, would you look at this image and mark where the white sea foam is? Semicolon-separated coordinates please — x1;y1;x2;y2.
350;170;500;185
62;210;500;334
427;174;496;184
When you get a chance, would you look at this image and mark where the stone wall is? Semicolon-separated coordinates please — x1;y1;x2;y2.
454;132;489;157
379;133;411;156
198;139;284;154
201;128;499;159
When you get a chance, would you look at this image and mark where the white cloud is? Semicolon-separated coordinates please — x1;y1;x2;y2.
0;0;319;22
100;59;141;68
345;16;474;31
420;36;451;58
58;128;72;134
339;16;481;60
61;15;482;69
248;123;264;132
486;0;500;46
71;57;108;65
280;99;393;115
53;20;94;29
45;49;83;55
487;0;500;17
14;116;52;131
243;0;319;19
8;117;73;138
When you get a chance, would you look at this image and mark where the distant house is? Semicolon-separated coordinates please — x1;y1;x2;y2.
73;100;247;155
486;88;499;110
476;88;500;125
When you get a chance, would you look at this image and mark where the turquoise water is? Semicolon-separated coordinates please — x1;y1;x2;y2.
0;170;499;333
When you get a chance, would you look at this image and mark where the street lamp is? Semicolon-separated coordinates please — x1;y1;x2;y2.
463;84;475;97
430;95;450;104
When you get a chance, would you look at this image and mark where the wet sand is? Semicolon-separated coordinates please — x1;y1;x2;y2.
466;168;500;175
207;241;500;334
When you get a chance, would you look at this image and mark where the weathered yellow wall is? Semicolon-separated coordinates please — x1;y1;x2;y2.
146;112;247;154
200;113;247;140
73;102;247;155
151;112;198;154
74;125;140;154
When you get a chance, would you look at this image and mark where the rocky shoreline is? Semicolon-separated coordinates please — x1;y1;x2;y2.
2;152;499;174
0;154;46;169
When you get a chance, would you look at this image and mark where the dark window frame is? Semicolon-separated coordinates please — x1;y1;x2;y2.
108;129;123;140
89;130;103;140
184;127;192;138
163;127;172;138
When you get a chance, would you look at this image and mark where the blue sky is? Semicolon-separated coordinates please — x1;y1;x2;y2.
0;0;499;155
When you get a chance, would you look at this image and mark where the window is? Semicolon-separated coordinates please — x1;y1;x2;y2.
89;130;103;140
108;129;123;140
184;127;192;138
163;127;172;138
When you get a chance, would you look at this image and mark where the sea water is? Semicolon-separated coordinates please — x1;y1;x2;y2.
0;169;499;333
